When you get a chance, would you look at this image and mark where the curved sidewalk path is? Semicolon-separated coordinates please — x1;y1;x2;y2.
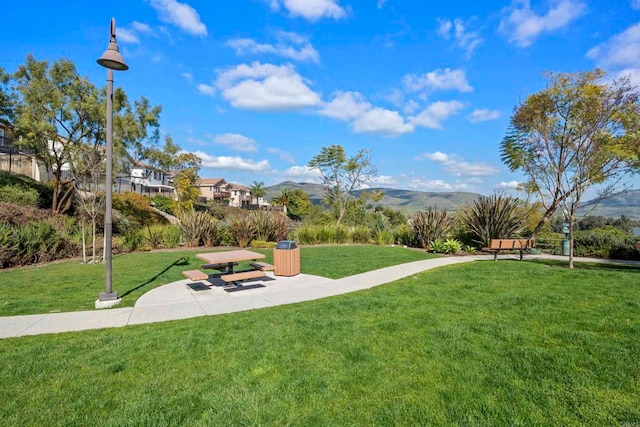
1;254;638;339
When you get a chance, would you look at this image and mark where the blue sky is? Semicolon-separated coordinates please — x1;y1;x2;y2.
4;0;640;195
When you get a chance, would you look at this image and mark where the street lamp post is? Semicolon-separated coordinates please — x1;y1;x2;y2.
96;18;128;309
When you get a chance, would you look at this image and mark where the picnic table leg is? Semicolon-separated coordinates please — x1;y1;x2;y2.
227;262;234;273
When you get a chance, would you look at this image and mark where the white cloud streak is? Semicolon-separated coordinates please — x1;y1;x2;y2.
268;0;346;21
149;0;207;36
410;101;465;129
419;151;499;177
468;109;500;123
216;62;321;111
227;33;320;63
437;18;483;58
212;133;259;152
500;0;585;47
403;68;473;94
194;151;271;172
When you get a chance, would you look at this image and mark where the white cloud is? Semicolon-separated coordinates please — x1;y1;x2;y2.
149;0;207;36
319;91;413;136
267;147;296;163
227;33;320;63
131;21;152;33
182;72;193;82
117;28;140;44
268;0;346;21
212;133;259;152
500;0;585;47
497;180;522;189
194;151;271;172
468;109;500;123
403;68;473;93
587;22;640;70
406;178;456;192
418;151;499;177
281;165;322;182
351;108;414;135
197;83;216;96
410;100;465;129
318;91;371;120
216;62;321;111
437;18;483;59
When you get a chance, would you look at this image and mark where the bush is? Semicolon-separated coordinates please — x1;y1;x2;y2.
250;240;277;249
249;211;289;242
162;225;182;248
177;210;210;247
395;224;419;247
0;170;53;209
409;208;453;250
0;185;40;207
373;229;395;245
442;238;463;254
1;220;79;267
295;226;317;245
148;196;175;216
459;194;528;248
113;192;167;228
351;226;371;244
573;227;639;260
226;215;257;248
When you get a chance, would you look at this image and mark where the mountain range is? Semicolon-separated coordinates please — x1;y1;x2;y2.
265;181;640;219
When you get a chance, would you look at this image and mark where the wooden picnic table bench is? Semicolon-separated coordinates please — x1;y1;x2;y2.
220;270;266;285
182;270;209;281
483;238;535;261
201;262;238;272
249;261;274;271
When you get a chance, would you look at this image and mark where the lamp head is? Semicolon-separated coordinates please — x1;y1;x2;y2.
97;18;129;71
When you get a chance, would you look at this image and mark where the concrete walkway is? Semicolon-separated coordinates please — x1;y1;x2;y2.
1;254;638;339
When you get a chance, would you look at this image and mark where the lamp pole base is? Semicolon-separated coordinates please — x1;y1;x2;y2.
95;292;122;309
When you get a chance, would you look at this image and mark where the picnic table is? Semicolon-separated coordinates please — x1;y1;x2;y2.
192;249;272;285
196;249;265;274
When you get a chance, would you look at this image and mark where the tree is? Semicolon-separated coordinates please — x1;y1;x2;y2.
11;55;104;214
173;169;200;213
143;135;201;175
308;145;378;225
271;188;291;208
0;67;14;124
249;181;266;205
500;69;640;268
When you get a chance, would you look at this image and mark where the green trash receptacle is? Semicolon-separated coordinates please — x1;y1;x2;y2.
562;239;570;256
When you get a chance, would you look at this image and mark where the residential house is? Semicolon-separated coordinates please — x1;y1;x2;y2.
228;183;252;208
194;178;231;203
127;160;175;198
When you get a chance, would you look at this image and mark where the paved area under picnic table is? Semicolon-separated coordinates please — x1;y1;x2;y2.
1;254;639;338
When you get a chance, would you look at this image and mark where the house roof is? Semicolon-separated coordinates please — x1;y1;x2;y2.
196;178;227;186
228;183;250;192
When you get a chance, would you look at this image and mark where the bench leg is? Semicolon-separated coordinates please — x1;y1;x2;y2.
519;250;523;261
494;252;497;261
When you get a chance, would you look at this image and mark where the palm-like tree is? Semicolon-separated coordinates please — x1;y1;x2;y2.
249;181;266;204
271;188;291;207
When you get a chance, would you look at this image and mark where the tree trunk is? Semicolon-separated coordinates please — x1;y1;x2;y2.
81;218;87;265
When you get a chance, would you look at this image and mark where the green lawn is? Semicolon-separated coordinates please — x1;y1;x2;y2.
1;260;638;425
0;245;433;316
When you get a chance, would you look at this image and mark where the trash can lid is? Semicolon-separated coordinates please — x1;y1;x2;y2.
276;240;297;249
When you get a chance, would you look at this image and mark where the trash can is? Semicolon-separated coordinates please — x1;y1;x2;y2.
274;240;300;276
562;239;570;256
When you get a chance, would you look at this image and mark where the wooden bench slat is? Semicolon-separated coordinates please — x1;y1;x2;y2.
182;270;209;281
249;261;274;271
221;270;266;284
483;238;535;261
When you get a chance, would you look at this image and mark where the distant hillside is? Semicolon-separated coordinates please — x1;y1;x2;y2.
265;181;481;212
579;189;640;219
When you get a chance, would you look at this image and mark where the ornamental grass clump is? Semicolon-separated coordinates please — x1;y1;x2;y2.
460;194;527;248
409;207;454;250
226;215;257;248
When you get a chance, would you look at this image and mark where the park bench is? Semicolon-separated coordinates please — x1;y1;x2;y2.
220;270;266;285
249;261;274;271
483;238;535;261
182;270;209;281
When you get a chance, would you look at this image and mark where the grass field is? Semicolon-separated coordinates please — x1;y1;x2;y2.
1;259;638;425
0;245;434;316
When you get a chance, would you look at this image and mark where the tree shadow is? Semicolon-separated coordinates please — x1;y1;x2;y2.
120;256;190;298
529;259;640;273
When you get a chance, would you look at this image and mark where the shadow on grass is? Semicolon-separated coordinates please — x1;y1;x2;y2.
120;257;190;299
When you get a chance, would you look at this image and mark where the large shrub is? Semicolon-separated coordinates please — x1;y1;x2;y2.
147;196;175;216
409;208;453;250
0;185;40;207
459;194;527;248
113;192;167;228
177;210;210;247
573;227;639;260
0;170;53;209
0;219;79;268
226;215;257;248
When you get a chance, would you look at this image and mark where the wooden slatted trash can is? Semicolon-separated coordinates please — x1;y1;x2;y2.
273;240;300;276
